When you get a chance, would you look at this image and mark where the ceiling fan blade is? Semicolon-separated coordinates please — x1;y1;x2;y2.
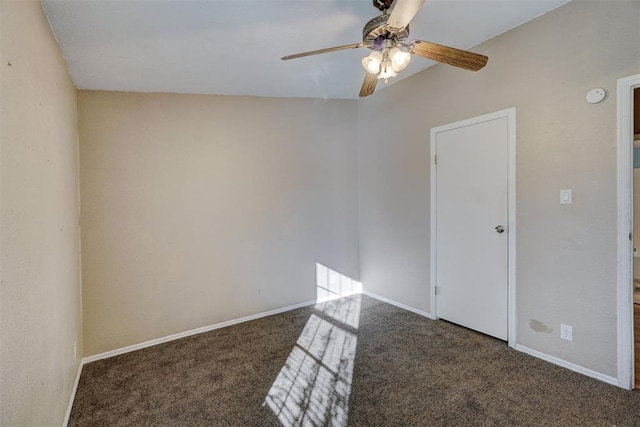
411;40;488;71
387;0;426;32
281;43;365;60
359;72;378;98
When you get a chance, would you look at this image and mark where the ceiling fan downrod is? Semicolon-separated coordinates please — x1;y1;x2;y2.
372;0;394;12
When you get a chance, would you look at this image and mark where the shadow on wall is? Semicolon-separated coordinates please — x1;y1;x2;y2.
263;264;363;426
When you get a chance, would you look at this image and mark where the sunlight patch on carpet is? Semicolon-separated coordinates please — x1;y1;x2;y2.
264;265;362;426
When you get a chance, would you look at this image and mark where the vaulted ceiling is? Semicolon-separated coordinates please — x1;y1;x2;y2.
42;0;570;99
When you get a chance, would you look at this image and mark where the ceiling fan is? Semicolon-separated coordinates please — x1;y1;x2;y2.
281;0;488;98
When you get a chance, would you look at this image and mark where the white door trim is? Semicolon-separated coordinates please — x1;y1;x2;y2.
430;108;517;348
616;74;639;390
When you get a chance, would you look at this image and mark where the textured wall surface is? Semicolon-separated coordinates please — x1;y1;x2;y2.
0;0;82;424
78;91;359;356
358;0;640;377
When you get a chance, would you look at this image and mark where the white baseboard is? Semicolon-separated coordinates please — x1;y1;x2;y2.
363;291;436;319
515;344;619;387
82;299;316;364
316;289;362;304
63;362;83;427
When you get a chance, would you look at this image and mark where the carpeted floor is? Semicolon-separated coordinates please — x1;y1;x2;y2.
70;294;640;426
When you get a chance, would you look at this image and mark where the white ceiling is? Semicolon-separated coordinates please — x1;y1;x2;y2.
41;0;570;100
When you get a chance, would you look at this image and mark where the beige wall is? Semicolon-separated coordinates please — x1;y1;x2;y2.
78;91;359;356
358;0;640;377
0;0;81;425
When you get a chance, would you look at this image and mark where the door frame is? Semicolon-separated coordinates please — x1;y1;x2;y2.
430;107;517;348
616;74;639;390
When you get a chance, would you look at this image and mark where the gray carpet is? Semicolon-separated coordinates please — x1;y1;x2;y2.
70;294;640;426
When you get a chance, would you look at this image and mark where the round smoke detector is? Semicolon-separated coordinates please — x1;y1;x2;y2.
586;88;606;104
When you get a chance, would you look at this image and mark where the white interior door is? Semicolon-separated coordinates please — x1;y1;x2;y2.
434;116;509;340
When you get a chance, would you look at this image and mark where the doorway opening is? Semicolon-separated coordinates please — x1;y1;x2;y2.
616;74;640;390
632;87;640;389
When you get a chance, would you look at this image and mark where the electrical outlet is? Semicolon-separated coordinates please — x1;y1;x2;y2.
73;341;77;360
560;324;573;341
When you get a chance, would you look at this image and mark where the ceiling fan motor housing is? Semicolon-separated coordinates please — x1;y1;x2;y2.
363;14;409;50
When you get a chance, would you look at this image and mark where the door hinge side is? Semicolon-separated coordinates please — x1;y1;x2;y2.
434;286;440;295
434;155;437;165
630;232;633;241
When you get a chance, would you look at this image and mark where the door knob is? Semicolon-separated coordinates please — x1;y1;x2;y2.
495;225;505;233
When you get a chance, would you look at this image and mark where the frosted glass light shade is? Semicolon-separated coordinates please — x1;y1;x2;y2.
361;51;382;74
389;47;411;72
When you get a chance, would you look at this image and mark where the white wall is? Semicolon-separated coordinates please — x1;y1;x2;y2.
0;1;82;424
357;0;640;377
78;91;359;356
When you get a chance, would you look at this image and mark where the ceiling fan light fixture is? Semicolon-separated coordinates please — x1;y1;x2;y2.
389;46;411;72
282;0;488;97
361;51;383;74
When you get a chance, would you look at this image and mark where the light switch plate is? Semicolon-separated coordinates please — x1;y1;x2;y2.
560;189;572;204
